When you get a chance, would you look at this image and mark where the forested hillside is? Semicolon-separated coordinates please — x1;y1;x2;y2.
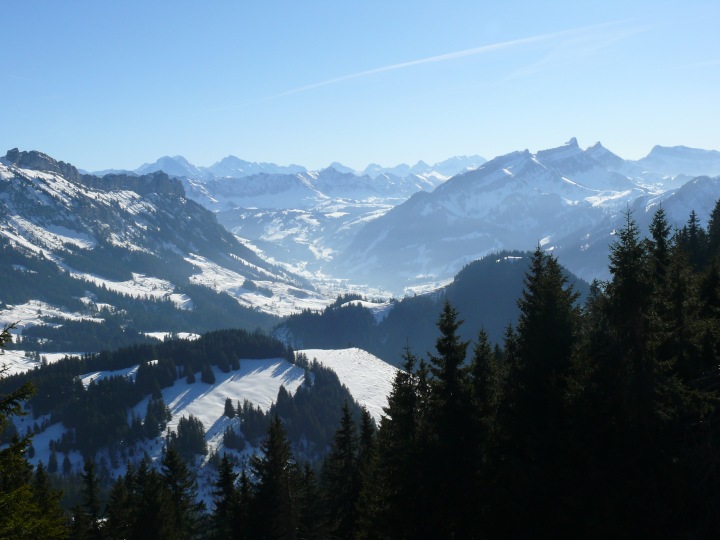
280;250;590;363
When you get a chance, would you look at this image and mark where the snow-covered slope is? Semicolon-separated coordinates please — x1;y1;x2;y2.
0;149;327;346
633;145;720;178
9;346;395;505
298;348;397;421
330;138;720;292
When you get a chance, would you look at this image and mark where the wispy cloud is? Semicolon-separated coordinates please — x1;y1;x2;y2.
503;24;646;81
207;19;637;112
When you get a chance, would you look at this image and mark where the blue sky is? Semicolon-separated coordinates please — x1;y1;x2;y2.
2;1;718;171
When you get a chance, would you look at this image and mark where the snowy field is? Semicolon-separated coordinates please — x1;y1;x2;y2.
298;348;397;422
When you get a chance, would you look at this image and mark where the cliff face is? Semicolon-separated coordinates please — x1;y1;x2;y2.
3;148;185;197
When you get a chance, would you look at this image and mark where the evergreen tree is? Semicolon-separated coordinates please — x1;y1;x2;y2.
48;449;59;474
707;198;720;260
32;461;67;536
166;415;208;461
648;206;672;286
297;463;325;540
468;327;503;510
104;472;133;540
357;347;423;539
678;209;707;270
322;401;359;538
212;453;239;540
77;457;105;540
132;459;174;539
249;415;298;539
498;247;580;534
426;301;476;537
162;446;205;539
224;397;236;418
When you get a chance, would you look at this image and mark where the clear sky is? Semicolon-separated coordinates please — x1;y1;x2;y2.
2;1;718;172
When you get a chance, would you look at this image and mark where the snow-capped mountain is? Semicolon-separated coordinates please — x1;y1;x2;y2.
0;149;327;347
329;139;720;292
632;145;720;178
135;155;210;180
179;166;455;281
208;155;307;178
361;155;486;179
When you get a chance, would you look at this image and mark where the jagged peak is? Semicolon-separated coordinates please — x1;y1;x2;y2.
4;148;82;181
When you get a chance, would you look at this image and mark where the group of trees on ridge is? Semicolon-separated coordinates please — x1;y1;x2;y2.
3;202;720;537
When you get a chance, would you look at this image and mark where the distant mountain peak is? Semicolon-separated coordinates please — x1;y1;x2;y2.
327;162;356;175
3;148;82;182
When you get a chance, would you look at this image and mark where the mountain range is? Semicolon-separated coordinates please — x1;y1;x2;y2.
110;140;720;294
329;139;720;291
3;139;720;326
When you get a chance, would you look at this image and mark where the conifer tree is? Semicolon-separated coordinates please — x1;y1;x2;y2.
425;301;475;537
105;473;133;540
78;457;105;539
162;446;205;539
358;347;423;539
499;247;580;534
648;206;672;286
212;453;239;540
249;415;298;539
707;199;720;260
224;397;236;418
322;401;360;538
297;462;325;540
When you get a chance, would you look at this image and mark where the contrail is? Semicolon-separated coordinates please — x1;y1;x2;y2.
208;19;632;111
272;20;630;98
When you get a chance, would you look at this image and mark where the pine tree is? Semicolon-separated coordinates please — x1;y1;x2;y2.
707;198;720;260
104;473;133;540
322;401;359;538
132;459;173;539
469;327;503;490
499;248;580;534
648;206;672;286
357;347;423;539
297;463;325;540
78;457;105;539
32;461;68;537
224;397;236;418
212;453;238;540
426;300;474;535
48;449;59;474
162;446;206;539
62;454;72;475
249;415;298;539
679;209;708;270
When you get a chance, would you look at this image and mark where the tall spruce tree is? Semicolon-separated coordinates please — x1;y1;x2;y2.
212;453;239;540
425;301;476;538
321;401;359;538
357;347;423;539
161;446;205;539
498;247;580;534
249;415;298;539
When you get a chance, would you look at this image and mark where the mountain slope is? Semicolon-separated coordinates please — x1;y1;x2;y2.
0;149;326;349
331;139;645;292
279;251;591;364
